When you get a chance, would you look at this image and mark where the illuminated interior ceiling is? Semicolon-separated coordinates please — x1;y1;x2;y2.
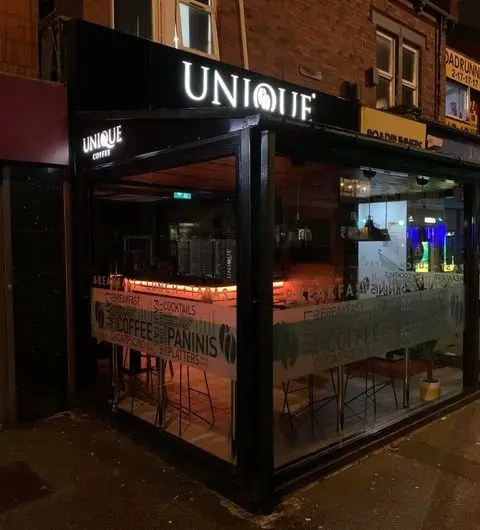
342;167;457;198
93;158;458;204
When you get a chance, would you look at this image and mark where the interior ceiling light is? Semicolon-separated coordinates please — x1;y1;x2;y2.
359;169;391;242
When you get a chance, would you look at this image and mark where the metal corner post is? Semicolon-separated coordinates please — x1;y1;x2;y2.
63;179;76;400
463;180;480;391
0;166;16;425
236;127;275;511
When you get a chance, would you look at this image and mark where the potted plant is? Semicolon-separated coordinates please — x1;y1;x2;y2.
411;339;440;401
407;276;443;401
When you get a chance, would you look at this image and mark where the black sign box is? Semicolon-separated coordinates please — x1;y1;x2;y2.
65;19;359;168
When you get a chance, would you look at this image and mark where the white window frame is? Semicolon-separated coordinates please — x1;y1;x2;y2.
445;79;470;123
401;43;419;107
376;30;395;108
110;0;219;60
175;0;219;59
375;26;421;109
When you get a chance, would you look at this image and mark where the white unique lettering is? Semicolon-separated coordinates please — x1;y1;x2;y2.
300;93;313;121
253;83;277;112
108;128;116;146
243;78;251;107
100;131;111;148
278;88;286;115
212;70;239;107
291;91;298;118
183;61;209;101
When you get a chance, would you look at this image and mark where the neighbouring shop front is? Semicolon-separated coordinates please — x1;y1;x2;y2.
65;19;480;511
0;73;70;426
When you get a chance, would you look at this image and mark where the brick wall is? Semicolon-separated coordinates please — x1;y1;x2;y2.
55;0;110;26
0;0;37;77
219;0;443;120
82;0;109;26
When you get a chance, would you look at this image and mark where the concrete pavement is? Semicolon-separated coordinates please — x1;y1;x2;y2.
2;402;480;529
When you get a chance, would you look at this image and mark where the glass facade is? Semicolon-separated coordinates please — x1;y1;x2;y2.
66;18;480;510
90;156;237;463
272;157;465;465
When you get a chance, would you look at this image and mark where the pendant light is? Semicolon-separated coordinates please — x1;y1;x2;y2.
359;170;391;242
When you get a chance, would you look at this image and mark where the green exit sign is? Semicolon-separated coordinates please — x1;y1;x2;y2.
173;192;191;200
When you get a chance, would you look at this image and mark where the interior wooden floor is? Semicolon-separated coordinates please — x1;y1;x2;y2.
98;357;463;467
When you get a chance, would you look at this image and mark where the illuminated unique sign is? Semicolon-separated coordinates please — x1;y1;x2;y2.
424;217;436;224
182;61;316;122
82;125;123;161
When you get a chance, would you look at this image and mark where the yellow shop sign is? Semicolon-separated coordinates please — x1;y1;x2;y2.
360;107;426;149
445;116;477;134
445;48;480;91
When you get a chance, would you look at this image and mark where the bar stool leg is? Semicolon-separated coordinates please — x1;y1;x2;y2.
187;366;192;416
179;364;183;437
203;372;215;424
309;374;314;435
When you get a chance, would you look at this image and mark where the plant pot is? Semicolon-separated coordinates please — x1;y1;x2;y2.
420;379;441;402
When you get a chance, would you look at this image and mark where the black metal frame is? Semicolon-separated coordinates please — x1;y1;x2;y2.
267;122;480;499
72;110;480;513
74;124;278;511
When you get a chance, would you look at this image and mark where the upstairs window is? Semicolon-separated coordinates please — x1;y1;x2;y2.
113;0;152;40
401;43;419;107
111;0;219;59
176;0;218;57
372;11;425;110
376;31;395;108
376;30;419;109
446;80;468;121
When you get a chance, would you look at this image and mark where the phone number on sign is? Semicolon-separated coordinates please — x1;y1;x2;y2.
450;68;479;88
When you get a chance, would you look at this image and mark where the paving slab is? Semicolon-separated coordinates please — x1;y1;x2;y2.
1;403;480;529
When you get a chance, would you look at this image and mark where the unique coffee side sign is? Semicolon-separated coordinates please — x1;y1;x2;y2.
82;125;123;161
182;61;316;122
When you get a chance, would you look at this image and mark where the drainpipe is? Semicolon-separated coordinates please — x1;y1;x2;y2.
238;0;249;69
435;19;442;121
413;1;454;125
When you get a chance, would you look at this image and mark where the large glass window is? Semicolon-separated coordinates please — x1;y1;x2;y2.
91;156;237;463
272;159;464;466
